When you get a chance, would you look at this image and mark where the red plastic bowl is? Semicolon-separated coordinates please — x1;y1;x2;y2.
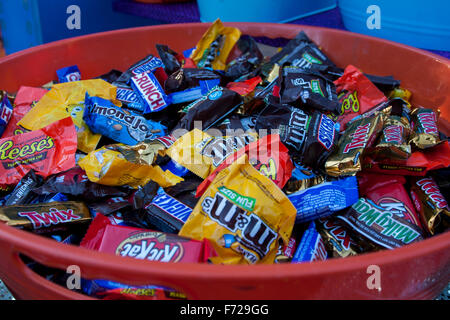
0;23;449;300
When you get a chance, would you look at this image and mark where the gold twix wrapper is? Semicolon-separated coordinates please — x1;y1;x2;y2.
325;112;384;177
0;201;91;234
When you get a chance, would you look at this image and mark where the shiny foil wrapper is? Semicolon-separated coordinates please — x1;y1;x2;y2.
284;176;325;194
316;217;375;258
388;87;412;102
114;139;167;165
325;112;384;177
409;108;443;149
372;115;412;160
0;201;92;234
410;177;450;235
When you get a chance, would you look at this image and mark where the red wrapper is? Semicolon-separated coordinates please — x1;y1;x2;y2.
358;172;423;228
334;65;388;130
227;76;262;96
80;214;216;263
1;86;48;138
362;141;450;176
0;117;77;189
196;134;294;198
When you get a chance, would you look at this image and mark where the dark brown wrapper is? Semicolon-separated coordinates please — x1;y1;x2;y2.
335;198;424;249
0;201;92;234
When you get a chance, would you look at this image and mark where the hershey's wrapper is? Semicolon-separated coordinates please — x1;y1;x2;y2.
0;201;91;234
409;177;450;235
325;112;384;177
335;198;424;249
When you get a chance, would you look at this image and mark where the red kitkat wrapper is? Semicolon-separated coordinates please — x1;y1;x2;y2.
0;117;77;189
196;134;294;198
358;172;423;228
81;214;216;263
334;65;388;130
1;86;48;138
362;141;450;176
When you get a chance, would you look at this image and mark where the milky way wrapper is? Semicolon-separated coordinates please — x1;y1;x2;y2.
409;176;450;235
0;201;91;234
371;115;411;160
409;108;443;149
335;198;424;249
166;129;258;179
325;112;384;177
179;156;296;265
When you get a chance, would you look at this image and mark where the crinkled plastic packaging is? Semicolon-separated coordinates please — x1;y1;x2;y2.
0;117;77;189
18;79;119;153
190;19;241;71
179;156;296;265
166;129;258;179
78;141;182;189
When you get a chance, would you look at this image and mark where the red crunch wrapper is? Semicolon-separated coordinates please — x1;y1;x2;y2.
358;172;423;229
0;117;77;189
196;134;294;198
362;141;450;176
334;65;388;130
80;214;216;263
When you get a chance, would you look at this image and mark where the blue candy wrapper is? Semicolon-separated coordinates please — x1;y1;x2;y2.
160;160;189;178
288;176;359;224
31;193;68;204
56;65;81;83
291;221;328;263
83;93;167;146
130;71;171;114
0;95;13;137
115;85;146;114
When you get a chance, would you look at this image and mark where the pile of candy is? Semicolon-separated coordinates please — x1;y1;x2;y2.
0;20;449;300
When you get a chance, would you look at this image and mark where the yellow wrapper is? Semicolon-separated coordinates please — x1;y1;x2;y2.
388;87;412;102
191;19;241;71
67;102;102;154
166;129;258;179
179;155;296;265
78;144;182;189
18;79;120;153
